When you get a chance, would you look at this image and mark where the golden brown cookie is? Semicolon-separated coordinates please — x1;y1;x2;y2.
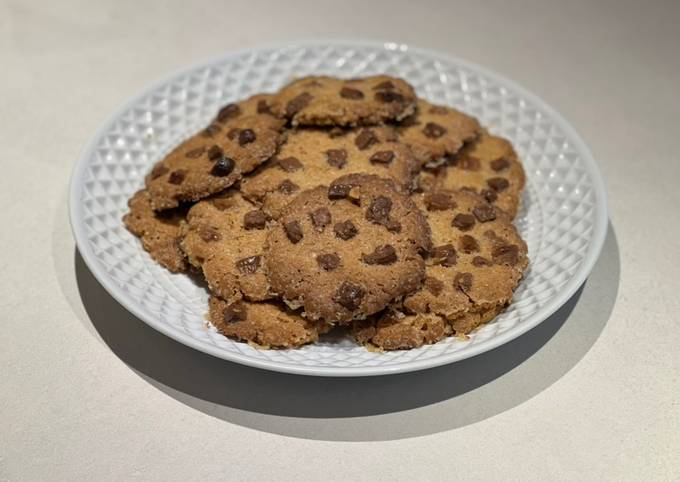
265;174;432;324
207;296;329;348
353;189;528;350
122;189;188;272
271;75;417;126
181;190;273;304
240;126;420;219
397;98;481;165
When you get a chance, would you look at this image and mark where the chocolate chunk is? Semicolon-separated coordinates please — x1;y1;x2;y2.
362;245;397;265
236;255;262;275
487;177;510;192
428;105;449;115
168;170;186;185
430;244;457;267
256;99;271;114
222;301;247;324
325;149;348;168
472;256;492;267
340;87;364;100
492;244;520;266
424;192;455;211
452;213;476;231
459;235;480;253
198;225;221;242
285;92;313;116
207;145;223;161
238;128;256;146
202;123;221;138
458;156;481;171
334;220;358;240
423;122;446;138
481;188;498;203
473;204;497;222
217;103;241;123
454;272;473;292
370;150;395;164
366;196;392;223
317;253;341;271
383;219;402;233
424;276;444;296
373;80;395;90
328;183;351;199
211;157;235;176
490;157;510;171
150;164;169;179
278;179;299;195
283;220;303;243
226;128;240;140
333;281;366;311
374;90;405;103
310;207;331;231
277;156;303;172
355;129;378;150
243;209;267;230
186;147;206;159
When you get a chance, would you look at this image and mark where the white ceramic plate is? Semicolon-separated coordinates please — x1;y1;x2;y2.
69;40;607;377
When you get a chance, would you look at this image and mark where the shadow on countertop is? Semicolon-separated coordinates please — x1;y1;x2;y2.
72;222;620;441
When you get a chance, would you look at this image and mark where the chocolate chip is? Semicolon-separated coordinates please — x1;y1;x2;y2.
211;157;235;176
430;244;457;267
207;145;223;161
492;244;520;266
373;80;395;90
491;157;511;171
452;213;476;231
362;245;397;265
217;103;240;123
428;105;449;115
472;256;492;267
473;204;497;222
277;179;299;195
317;253;341;271
487;177;510;192
328;183;351;199
366;196;392;223
285;92;313;116
325;149;348;168
277;156;303;172
243;210;267;230
423;122;446;138
383;219;402;233
283;220;303;243
370;150;395;164
256;99;271;114
459;235;480;253
458;156;481;171
355;129;378;150
424;192;455;211
333;281;365;311
150;164;169;179
226;128;240;140
424;277;444;296
481;188;498;203
375;90;405;103
199;225;221;242
340;87;364;100
168;170;186;185
334;220;358;240
186;146;206;159
236;255;261;275
310;207;331;231
454;272;473;292
222;301;247;324
238;128;256;146
202;123;221;137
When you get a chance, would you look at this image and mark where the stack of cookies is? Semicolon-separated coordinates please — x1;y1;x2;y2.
124;75;529;350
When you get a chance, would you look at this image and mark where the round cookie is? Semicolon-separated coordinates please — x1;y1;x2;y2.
397;98;481;165
145;113;284;210
181;190;274;304
426;131;526;217
123;189;188;272
240;126;420;219
353;189;528;350
208;296;329;348
271;75;417;127
265;174;432;323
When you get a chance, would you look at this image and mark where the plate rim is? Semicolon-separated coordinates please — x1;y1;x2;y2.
69;38;608;377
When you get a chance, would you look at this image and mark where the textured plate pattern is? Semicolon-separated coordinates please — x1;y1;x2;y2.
70;41;607;376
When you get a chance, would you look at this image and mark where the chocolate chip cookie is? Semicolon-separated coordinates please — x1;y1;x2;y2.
208;296;329;348
426;131;526;217
240;126;420;219
353;189;528;349
123;189;188;272
265;174;432;323
181;190;274;304
145;113;284;210
397;98;481;165
271;75;417;126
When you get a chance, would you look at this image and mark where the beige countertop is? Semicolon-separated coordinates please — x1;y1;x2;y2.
2;0;679;480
